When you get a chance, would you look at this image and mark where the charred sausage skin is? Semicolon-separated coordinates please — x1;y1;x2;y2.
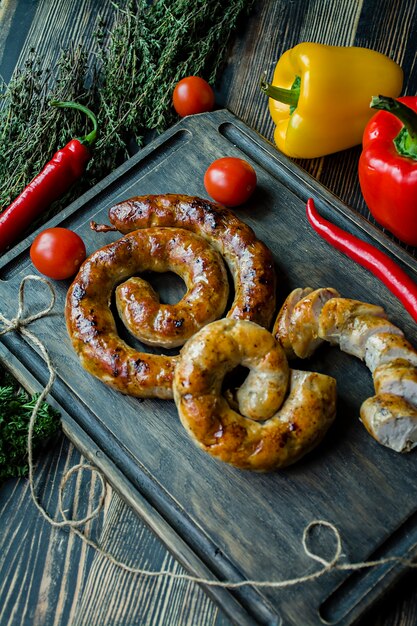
173;319;336;471
67;228;228;399
100;194;277;328
114;228;229;348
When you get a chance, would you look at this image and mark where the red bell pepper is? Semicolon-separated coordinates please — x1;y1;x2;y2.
358;95;417;246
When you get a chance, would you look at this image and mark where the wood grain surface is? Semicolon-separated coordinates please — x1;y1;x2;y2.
1;1;417;626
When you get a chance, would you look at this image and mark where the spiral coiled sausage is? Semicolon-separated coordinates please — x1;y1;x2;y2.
66;228;229;399
68;194;277;399
173;318;337;470
91;194;277;328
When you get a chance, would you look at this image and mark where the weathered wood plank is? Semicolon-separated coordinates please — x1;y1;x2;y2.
0;434;229;626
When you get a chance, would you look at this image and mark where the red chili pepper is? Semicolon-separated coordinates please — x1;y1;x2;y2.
358;95;417;246
306;198;417;324
0;101;98;253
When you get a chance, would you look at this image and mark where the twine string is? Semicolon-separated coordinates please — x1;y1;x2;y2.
0;274;104;529
1;275;416;589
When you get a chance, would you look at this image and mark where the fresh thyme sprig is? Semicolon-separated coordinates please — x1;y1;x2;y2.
0;46;93;214
91;0;255;179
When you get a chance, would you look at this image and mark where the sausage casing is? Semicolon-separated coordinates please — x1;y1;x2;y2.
100;194;277;328
66;228;228;398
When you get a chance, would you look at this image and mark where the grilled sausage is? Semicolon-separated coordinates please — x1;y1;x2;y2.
273;287;313;358
274;289;417;452
273;287;340;358
66;228;229;399
91;194;277;328
114;229;229;348
173;318;337;470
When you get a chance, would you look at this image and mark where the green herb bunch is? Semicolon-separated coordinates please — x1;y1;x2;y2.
93;0;255;174
0;371;60;480
0;47;92;212
0;0;255;205
0;0;254;480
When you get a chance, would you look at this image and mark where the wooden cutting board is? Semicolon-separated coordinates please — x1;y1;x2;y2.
1;110;417;626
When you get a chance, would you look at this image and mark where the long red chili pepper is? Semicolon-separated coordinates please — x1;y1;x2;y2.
306;198;417;324
0;101;98;253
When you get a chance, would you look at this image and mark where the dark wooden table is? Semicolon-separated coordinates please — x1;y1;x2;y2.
1;2;417;625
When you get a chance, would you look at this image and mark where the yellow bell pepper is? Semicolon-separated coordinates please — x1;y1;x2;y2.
261;42;403;158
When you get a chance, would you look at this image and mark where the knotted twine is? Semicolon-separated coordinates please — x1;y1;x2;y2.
1;274;416;588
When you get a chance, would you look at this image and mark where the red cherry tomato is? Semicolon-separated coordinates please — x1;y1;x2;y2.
30;227;86;280
173;76;215;117
204;157;257;207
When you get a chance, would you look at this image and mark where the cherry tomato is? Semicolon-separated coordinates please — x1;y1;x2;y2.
173;76;215;117
30;227;86;280
204;157;257;207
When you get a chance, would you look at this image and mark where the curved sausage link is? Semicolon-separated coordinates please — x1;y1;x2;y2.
272;287;313;358
66;228;228;399
115;228;229;348
173;318;336;471
92;194;277;328
274;288;417;452
273;287;340;358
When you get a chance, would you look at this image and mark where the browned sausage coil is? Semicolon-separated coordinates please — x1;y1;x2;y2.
91;194;277;327
67;195;277;399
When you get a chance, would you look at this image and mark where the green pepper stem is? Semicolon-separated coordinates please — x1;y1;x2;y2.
259;72;300;109
371;95;417;159
50;100;98;147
